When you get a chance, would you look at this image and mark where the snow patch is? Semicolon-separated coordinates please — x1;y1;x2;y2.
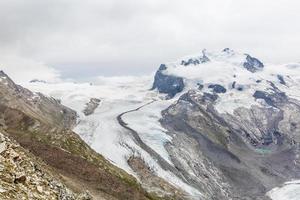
267;180;300;200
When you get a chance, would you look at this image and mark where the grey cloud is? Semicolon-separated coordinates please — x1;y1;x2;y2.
0;0;300;78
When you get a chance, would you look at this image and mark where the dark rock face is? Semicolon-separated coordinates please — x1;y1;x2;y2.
223;48;231;52
243;54;264;73
222;48;235;56
237;86;244;91
181;59;200;66
253;90;287;107
197;83;204;90
152;64;184;98
202;92;218;102
232;81;236;89
181;50;210;66
277;75;286;85
181;56;209;66
208;84;227;93
231;82;244;91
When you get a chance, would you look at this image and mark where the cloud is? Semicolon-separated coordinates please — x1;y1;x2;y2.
0;54;61;83
0;0;299;78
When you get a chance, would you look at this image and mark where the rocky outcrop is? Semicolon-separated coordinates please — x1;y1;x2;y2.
181;50;210;66
208;84;227;93
243;54;264;73
152;64;184;98
253;90;287;107
277;75;286;85
0;131;91;200
83;98;101;116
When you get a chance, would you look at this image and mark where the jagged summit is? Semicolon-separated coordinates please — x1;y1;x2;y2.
180;49;210;66
0;70;15;87
152;48;266;98
158;48;262;68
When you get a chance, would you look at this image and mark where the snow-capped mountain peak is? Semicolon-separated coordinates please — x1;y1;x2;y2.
152;48;300;113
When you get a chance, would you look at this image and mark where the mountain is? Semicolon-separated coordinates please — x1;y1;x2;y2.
14;49;300;200
151;49;300;199
0;71;162;200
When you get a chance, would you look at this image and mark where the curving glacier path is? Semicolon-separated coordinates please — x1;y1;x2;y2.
23;76;200;196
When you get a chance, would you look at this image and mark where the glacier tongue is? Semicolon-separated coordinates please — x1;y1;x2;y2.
22;76;156;172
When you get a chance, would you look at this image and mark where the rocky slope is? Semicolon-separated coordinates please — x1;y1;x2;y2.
0;70;161;200
83;98;101;116
0;131;91;200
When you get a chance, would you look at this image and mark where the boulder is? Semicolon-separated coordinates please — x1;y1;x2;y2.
208;84;227;93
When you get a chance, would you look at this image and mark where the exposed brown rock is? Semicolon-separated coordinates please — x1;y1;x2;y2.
0;131;85;200
128;156;188;200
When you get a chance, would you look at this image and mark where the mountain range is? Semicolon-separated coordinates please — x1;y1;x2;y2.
1;48;300;200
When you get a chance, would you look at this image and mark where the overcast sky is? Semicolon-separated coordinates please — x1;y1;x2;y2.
0;0;300;81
